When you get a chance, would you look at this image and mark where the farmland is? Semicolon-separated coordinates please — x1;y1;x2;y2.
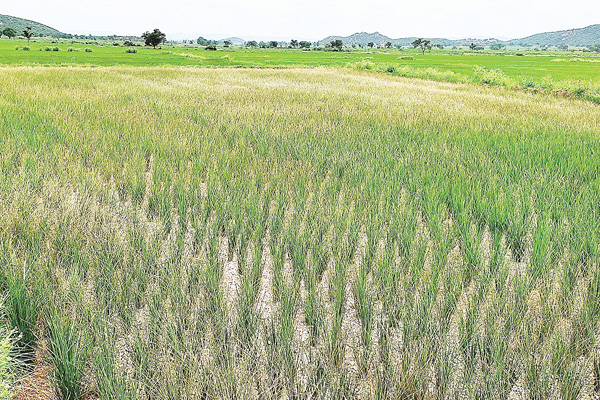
3;38;600;95
0;63;599;399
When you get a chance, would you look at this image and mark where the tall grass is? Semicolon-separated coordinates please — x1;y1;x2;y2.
0;296;19;400
0;66;599;398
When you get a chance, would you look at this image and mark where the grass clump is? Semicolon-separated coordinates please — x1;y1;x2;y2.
0;298;17;400
47;311;91;400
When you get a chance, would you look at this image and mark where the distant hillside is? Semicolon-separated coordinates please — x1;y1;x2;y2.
319;25;600;48
318;32;502;48
217;37;245;45
507;24;600;47
0;14;67;38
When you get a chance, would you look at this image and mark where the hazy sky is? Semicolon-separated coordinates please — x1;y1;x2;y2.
3;0;600;40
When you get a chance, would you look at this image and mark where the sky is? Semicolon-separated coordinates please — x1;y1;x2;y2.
3;0;600;41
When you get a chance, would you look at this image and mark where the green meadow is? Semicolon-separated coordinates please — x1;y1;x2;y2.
0;36;599;400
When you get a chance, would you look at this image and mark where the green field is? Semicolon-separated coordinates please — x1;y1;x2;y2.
3;37;600;102
0;63;599;399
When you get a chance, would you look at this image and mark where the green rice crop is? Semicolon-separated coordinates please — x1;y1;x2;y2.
0;66;599;399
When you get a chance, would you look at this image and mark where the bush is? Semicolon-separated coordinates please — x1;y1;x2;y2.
45;47;52;52
53;47;59;52
398;56;413;60
472;65;515;87
386;66;396;73
123;40;135;47
22;46;30;51
67;47;77;52
125;48;137;54
205;45;217;51
14;46;18;51
85;48;92;53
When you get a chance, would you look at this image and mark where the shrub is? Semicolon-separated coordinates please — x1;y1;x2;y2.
14;46;18;51
205;45;217;51
85;48;92;53
123;40;135;47
398;56;414;60
22;46;30;51
125;48;137;53
45;47;52;52
386;66;396;73
67;47;77;52
518;77;537;89
53;47;59;52
472;65;515;87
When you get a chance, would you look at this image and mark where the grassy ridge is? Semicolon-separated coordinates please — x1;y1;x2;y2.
1;67;599;398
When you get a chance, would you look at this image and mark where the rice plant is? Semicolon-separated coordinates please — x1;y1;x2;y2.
0;66;598;399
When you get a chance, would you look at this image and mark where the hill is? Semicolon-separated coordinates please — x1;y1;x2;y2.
507;24;600;47
0;14;67;38
217;37;245;45
319;25;600;48
318;32;502;48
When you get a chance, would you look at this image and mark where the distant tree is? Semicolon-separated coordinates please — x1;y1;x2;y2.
290;39;298;48
2;27;16;40
259;41;267;48
557;44;568;51
269;41;278;48
22;27;33;45
299;40;311;49
197;36;210;46
469;43;477;51
434;44;444;49
385;41;392;49
142;29;166;49
589;44;600;52
246;40;258;48
223;40;232;47
490;43;505;51
411;38;431;55
368;42;375;48
330;39;343;51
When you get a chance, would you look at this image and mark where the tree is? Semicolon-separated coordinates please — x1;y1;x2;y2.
385;41;392;49
411;38;431;55
142;29;166;49
269;41;278;48
2;27;16;40
290;39;298;48
330;39;343;51
469;43;477;51
223;40;232;47
299;41;311;49
246;40;258;48
22;27;33;45
368;42;375;48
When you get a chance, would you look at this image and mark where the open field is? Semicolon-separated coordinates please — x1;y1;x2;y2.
3;38;600;103
0;66;599;399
